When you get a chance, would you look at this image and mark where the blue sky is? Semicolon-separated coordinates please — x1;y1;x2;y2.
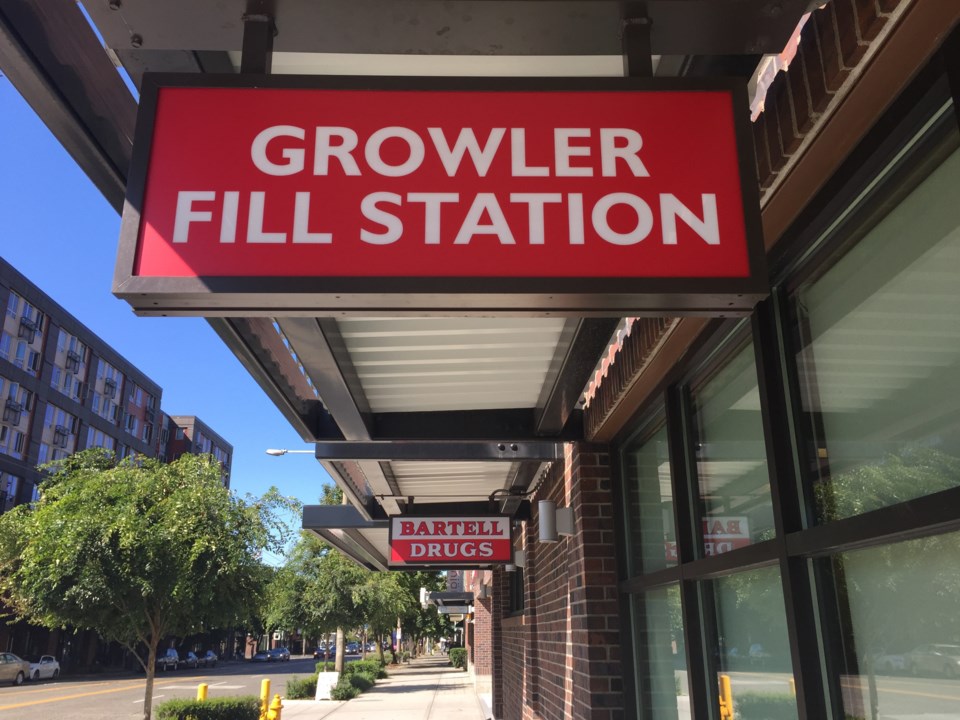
0;76;333;528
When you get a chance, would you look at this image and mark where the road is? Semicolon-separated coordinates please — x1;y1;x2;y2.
0;655;323;719
727;671;960;718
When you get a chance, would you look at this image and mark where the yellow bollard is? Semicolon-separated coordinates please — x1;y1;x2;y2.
718;674;735;720
267;693;283;720
789;678;796;696
259;678;271;720
196;683;208;702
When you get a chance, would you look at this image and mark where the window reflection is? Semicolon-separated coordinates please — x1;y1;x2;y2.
792;147;960;523
691;341;775;551
632;586;689;720
623;423;676;574
827;532;960;719
712;567;799;720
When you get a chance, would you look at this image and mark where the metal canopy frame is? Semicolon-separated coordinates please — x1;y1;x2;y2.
0;0;798;573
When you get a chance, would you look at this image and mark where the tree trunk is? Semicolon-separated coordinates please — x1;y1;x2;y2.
143;641;158;720
334;627;345;673
378;633;385;664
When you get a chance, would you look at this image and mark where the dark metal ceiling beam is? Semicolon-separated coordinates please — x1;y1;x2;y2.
314;441;562;462
302;504;388;529
0;0;135;212
371;408;582;442
277;318;372;441
208;317;339;442
534;319;620;436
499;461;544;515
308;529;389;571
84;0;813;57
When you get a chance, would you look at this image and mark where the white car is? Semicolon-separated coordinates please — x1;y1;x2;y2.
29;655;60;681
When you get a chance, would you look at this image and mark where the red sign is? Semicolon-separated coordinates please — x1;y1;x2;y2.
665;516;751;561
115;75;765;314
389;516;512;566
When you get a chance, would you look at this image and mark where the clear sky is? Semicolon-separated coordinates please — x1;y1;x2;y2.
0;76;333;536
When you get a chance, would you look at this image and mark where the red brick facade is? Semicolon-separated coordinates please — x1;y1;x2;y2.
477;3;945;718
498;444;623;720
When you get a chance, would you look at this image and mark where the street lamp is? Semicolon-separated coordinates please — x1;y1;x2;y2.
265;449;314;456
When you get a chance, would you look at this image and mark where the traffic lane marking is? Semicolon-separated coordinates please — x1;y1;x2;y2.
0;679;193;711
838;681;960;702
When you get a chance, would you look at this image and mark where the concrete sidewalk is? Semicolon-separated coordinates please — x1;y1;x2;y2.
280;656;489;719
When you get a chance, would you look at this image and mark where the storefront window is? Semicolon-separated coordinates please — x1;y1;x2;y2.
826;531;960;719
623;421;676;574
632;586;689;720
712;566;798;720
691;341;775;552
791;147;960;523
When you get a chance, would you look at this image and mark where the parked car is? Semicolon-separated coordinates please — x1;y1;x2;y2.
876;652;906;675
198;650;218;668
0;652;31;686
178;651;199;670
251;651;272;662
904;644;960;678
156;648;179;671
346;642;360;655
28;655;60;681
313;645;336;660
365;642;377;653
268;647;290;662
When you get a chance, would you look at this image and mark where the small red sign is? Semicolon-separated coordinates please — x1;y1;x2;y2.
389;516;512;566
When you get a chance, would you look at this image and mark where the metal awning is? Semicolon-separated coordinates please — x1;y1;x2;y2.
0;0;808;570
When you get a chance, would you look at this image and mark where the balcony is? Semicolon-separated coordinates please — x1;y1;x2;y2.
103;377;117;399
53;425;71;448
65;350;83;374
18;316;37;344
3;399;23;425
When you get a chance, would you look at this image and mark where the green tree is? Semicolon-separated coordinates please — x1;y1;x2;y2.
395;571;452;654
302;541;368;670
0;450;289;720
354;572;415;662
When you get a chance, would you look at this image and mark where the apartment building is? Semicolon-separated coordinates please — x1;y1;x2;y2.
0;256;233;666
0;258;161;512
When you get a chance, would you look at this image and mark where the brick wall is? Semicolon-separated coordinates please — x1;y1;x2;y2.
754;0;907;196
498;443;623;720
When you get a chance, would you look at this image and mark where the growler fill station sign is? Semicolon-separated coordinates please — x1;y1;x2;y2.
389;516;512;567
114;75;765;315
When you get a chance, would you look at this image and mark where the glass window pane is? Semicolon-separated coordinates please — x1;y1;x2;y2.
791;147;960;523
623;422;676;574
826;531;960;719
712;567;798;720
632;586;689;720
691;341;775;552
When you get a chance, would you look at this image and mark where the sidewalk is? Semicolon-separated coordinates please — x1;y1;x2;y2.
280;656;489;719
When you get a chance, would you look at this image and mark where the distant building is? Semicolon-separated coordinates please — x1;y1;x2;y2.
165;414;233;488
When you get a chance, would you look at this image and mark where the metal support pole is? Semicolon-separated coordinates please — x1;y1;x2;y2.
241;10;275;75
621;5;654;78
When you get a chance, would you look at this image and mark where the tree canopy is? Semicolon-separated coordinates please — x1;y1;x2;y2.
0;450;291;720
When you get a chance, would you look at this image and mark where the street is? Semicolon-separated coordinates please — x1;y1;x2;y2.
0;655;321;719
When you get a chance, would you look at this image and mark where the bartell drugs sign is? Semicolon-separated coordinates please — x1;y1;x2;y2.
389;516;512;566
114;75;766;315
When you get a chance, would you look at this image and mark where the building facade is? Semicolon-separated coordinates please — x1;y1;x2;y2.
165;415;233;488
0;257;233;663
0;257;162;513
473;5;960;719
